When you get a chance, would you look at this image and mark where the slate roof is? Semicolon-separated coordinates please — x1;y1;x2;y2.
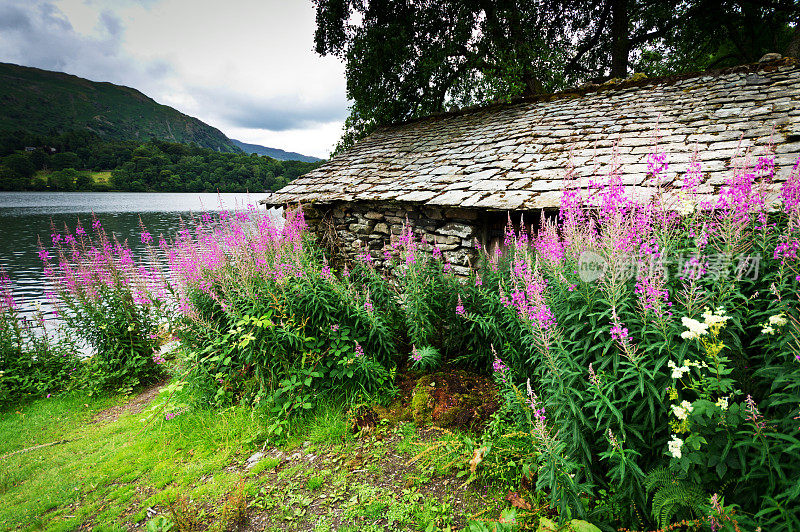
262;60;800;210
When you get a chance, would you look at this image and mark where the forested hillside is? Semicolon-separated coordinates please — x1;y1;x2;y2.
0;62;238;152
0;131;321;192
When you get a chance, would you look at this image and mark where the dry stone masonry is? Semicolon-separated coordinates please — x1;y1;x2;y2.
263;58;800;268
305;201;482;275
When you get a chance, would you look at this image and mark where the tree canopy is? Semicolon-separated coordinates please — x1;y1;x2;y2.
0;132;322;192
314;0;799;152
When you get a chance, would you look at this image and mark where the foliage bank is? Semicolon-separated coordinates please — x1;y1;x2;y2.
0;132;321;192
6;149;800;530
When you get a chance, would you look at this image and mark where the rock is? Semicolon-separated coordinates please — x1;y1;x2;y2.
759;52;782;63
434;234;460;246
536;518;600;532
537;518;558;532
348;223;370;234
410;370;499;430
411;376;434;425
450;264;472;277
374;223;389;234
443;249;472;266
245;451;264;469
437;222;473;239
422;207;443;220
566;520;602;532
444;208;479;220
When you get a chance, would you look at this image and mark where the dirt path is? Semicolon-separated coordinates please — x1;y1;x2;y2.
90;381;166;424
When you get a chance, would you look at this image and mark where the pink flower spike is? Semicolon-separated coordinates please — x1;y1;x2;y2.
455;295;465;316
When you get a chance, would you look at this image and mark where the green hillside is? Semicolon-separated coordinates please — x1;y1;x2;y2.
0;62;239;153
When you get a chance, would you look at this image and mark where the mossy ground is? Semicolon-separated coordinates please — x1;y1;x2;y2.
407;370;500;430
0;371;535;531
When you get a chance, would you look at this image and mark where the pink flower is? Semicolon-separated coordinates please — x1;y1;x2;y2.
455;295;465;316
411;345;422;362
610;324;629;341
588;364;600;387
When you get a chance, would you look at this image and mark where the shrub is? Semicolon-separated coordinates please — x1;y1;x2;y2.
40;218;163;394
457;152;800;530
165;207;397;416
0;270;81;407
20;148;800;530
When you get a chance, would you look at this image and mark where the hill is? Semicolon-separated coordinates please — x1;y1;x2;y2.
0;62;239;153
230;139;321;162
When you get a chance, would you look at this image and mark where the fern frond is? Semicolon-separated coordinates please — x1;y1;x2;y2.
645;468;706;528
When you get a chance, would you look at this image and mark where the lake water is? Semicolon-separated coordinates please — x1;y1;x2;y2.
0;192;276;317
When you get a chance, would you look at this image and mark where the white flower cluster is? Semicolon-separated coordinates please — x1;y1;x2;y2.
671;400;694;420
677;199;695;216
668;435;684;458
680;317;708;339
668;360;690;379
680;308;729;340
667;359;707;379
715;397;729;410
761;313;788;335
702;308;729;326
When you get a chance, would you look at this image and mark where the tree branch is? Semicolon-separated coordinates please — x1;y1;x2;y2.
565;0;613;75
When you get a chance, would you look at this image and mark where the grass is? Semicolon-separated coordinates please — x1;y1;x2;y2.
90;171;112;184
0;388;266;531
32;169;112;188
0;382;530;531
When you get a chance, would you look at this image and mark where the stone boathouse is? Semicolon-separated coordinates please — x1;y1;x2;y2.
261;58;800;275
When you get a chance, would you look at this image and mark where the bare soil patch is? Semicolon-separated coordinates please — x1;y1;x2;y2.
90;381;165;424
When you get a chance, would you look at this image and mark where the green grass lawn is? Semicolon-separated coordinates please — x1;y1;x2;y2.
89;171;112;185
0;386;517;531
31;169;112;189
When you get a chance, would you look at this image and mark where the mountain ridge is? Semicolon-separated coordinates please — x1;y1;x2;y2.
230;139;321;162
0;62;240;153
0;62;323;162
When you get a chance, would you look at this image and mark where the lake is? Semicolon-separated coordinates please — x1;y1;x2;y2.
0;192;277;317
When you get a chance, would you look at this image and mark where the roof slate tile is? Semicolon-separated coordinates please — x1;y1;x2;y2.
262;62;800;210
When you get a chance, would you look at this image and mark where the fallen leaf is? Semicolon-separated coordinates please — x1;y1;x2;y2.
469;446;487;472
505;490;532;510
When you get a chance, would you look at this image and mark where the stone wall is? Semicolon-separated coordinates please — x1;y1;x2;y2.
303;201;483;275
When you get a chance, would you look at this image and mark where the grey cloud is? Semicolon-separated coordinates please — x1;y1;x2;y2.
99;11;122;36
195;88;348;131
38;3;73;32
0;1;171;90
0;5;33;31
145;59;173;79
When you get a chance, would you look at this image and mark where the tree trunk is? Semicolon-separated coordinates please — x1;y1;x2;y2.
610;0;629;78
786;25;800;58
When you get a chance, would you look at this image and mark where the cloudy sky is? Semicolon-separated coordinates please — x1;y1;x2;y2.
0;0;348;158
